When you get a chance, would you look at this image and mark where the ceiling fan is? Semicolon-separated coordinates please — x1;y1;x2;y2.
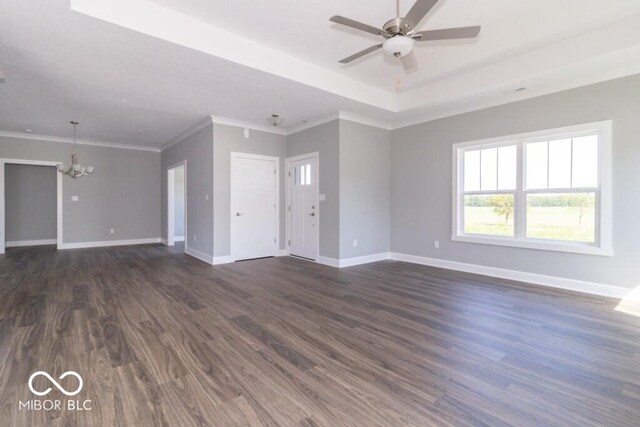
330;0;480;67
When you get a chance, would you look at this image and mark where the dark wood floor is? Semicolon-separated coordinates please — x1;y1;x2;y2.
1;244;639;426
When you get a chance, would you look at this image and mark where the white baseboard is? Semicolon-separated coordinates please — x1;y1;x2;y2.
318;256;340;268
58;238;161;250
389;252;628;299
211;251;286;264
213;255;234;265
319;252;390;268
339;252;390;268
185;246;214;265
174;236;185;242
6;239;57;248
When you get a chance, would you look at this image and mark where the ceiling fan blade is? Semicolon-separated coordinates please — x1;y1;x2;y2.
339;44;383;63
413;26;481;41
404;0;439;31
401;51;418;72
330;15;386;36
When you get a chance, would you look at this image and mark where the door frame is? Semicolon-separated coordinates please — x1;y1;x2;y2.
285;152;320;262
230;152;280;261
167;160;187;250
0;158;63;254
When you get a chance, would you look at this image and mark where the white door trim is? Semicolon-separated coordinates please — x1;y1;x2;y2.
230;152;280;261
285;152;320;262
0;158;63;254
167;160;187;251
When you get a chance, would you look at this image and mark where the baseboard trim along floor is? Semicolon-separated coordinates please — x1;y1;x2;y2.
319;250;628;299
58;238;161;250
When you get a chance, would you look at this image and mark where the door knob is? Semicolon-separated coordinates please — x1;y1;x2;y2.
236;212;243;216
309;212;315;216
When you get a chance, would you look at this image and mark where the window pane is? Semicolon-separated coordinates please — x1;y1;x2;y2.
305;163;311;185
480;148;497;191
572;135;598;188
464;194;514;236
526;141;548;189
497;145;517;190
548;138;571;188
526;193;595;242
464;150;480;191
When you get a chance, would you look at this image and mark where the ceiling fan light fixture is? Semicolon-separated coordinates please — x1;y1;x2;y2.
382;36;414;58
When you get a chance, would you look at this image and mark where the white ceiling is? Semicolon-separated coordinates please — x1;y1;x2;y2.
143;0;640;91
1;0;640;148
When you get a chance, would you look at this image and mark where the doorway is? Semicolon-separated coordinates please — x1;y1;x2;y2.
286;152;319;261
0;159;62;254
230;152;279;261
167;161;186;248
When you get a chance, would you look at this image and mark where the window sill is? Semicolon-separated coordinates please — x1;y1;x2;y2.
451;234;613;257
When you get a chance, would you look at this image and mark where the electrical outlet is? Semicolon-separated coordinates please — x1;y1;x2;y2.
193;234;197;241
434;240;440;249
205;194;209;200
353;239;358;247
109;228;115;235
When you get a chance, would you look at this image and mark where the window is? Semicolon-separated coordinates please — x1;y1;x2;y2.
453;121;612;256
295;164;312;186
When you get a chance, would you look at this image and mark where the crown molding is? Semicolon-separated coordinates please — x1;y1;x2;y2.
162;116;213;151
0;131;161;152
286;114;339;136
338;111;393;131
287;111;393;135
208;111;394;137
210;115;288;135
391;54;640;131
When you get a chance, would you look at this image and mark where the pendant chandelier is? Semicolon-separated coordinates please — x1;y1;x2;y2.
57;121;94;178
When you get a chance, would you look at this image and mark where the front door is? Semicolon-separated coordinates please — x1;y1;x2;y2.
288;154;319;261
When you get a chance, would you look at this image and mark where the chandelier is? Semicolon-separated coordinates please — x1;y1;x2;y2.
57;121;95;178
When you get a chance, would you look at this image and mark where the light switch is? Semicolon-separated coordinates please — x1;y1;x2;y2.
71;195;79;202
319;194;326;201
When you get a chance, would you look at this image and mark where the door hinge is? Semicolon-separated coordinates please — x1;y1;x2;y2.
274;238;276;243
288;240;290;246
288;171;291;177
274;169;276;174
288;205;291;212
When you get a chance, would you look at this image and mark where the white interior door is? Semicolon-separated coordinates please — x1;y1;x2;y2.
288;154;319;261
231;153;278;261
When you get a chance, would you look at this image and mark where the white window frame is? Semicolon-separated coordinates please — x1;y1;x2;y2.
452;120;612;256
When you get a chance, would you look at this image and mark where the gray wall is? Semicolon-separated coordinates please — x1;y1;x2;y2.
287;120;340;259
213;124;287;257
5;164;57;242
390;74;640;288
174;165;185;237
1;136;160;244
161;123;214;257
339;120;390;258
